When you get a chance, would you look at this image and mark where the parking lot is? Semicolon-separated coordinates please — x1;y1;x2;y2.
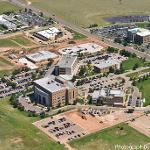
34;108;143;144
91;24;136;39
33;115;87;143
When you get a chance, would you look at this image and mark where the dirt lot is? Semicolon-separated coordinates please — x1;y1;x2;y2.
63;109;143;133
129;114;150;137
33;108;143;146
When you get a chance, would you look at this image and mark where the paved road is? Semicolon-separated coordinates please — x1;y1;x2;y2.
9;0;150;61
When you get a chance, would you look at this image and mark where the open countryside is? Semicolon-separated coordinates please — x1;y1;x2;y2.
0;1;20;15
0;0;150;150
21;0;150;27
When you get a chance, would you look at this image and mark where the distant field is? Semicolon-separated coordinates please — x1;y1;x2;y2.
0;1;20;14
0;98;65;150
0;36;34;47
70;123;150;150
20;0;150;27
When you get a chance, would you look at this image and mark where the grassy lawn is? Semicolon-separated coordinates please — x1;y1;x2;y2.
0;98;65;150
136;78;150;106
122;57;145;71
11;36;34;46
0;1;20;15
70;123;150;150
20;0;150;27
0;36;34;47
73;32;87;40
0;39;18;47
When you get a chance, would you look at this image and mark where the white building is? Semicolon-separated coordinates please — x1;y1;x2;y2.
0;15;17;30
34;27;60;41
59;43;103;56
25;51;58;63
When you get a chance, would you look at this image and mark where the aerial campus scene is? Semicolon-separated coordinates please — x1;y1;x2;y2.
0;0;150;150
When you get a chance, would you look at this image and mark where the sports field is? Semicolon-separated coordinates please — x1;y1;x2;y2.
21;0;150;27
69;123;150;150
0;1;20;14
0;98;65;150
0;36;35;47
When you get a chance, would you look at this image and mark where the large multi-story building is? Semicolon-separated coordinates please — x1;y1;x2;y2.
127;28;150;44
92;88;125;107
55;55;78;76
34;75;78;108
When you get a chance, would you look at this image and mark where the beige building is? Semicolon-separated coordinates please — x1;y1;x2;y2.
55;55;78;76
94;59;120;74
34;76;77;108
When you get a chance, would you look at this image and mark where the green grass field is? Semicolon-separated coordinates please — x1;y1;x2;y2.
137;78;150;106
0;1;20;15
11;36;34;46
122;57;145;71
21;0;150;27
70;123;150;150
0;39;18;47
73;32;87;40
0;36;34;47
0;98;65;150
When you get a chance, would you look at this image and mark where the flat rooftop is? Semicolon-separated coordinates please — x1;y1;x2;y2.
57;55;77;68
59;43;103;55
0;14;17;29
18;58;38;69
93;58;120;69
26;51;57;63
34;76;66;93
34;76;74;93
128;27;150;37
37;27;60;39
92;88;124;98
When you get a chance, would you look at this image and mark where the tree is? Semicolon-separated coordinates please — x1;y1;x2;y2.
114;37;122;44
39;11;44;17
24;8;28;12
40;112;46;118
109;67;115;73
133;63;139;70
107;47;118;53
79;66;86;76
